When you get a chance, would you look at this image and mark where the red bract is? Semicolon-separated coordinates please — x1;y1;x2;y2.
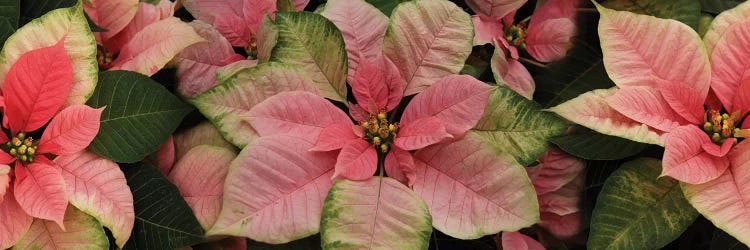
0;39;103;243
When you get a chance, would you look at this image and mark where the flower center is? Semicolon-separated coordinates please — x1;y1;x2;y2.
96;45;114;69
245;34;258;60
360;111;399;153
4;133;38;163
504;24;527;49
703;109;741;145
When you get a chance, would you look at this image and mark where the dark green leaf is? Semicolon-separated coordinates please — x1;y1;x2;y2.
365;0;404;16
602;0;701;30
19;0;76;25
87;71;194;163
589;158;699;250
0;0;19;46
246;235;322;250
122;163;205;250
277;0;295;12
550;130;648;160
84;12;107;32
701;0;743;14
140;0;161;4
712;229;750;250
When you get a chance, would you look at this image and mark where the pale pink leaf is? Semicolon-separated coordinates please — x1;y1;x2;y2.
595;4;711;98
83;0;139;38
173;122;236;162
702;139;735;158
350;57;404;113
37;105;103;156
384;146;416;186
549;88;666;145
182;0;249;47
538;174;583;216
383;0;474;95
708;17;750;111
526;18;576;62
662;125;729;184
529;0;579;27
466;0;527;18
12;205;109;249
472;15;504;46
247;91;352;143
311;124;361;151
658;82;705;124
177;21;244;98
394;116;453;151
319;177;433;249
101;0;175;54
14;159;68;229
294;0;309;10
4;38;72;133
155;135;176;175
682;139;750;245
606;86;690;132
241;0;277;36
208;135;337;243
539;212;582;240
109;17;205;76
333;139;378;181
412;133;538;239
190;63;319;147
320;0;388;84
0;185;32;249
501;232;545;250
168;145;237;231
55;150;134;248
491;49;535;99
526;149;585;195
401;75;494;137
0;164;8;202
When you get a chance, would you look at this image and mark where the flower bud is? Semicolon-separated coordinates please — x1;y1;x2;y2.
380;144;389;153
373;137;381;146
18;145;27;155
712;133;722;143
9;148;16;156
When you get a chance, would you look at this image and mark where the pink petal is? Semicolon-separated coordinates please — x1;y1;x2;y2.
214;15;254;47
705;4;750;111
539;212;582;240
176;21;245;98
348;102;370;122
472;15;504;46
525;18;576;62
0;151;13;165
311;124;362;152
401;75;494;137
173;122;236;162
596;4;711;98
606;86;690;132
56;151;135;248
529;0;579;26
682;138;750;245
658;81;706;124
241;0;277;35
84;0;139;40
412;132;538;239
155;135;176;175
247;91;353;143
394;116;453;151
168;145;237;230
549;88;666;145
4;38;72;133
537;174;582;216
182;0;248;47
320;0;388;84
0;186;33;249
662;125;729;184
208;135;336;243
501;231;545;250
37;105;103;156
14;159;68;229
491;52;535;99
384;146;416;186
333;139;378;181
0;165;8;202
702;139;735;158
293;0;309;10
109;17;205;76
101;0;175;54
350;57;405;113
526;149;585;195
732;80;750;115
465;0;527;18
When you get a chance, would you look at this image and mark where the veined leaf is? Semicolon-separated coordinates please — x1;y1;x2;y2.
270;11;348;103
13;205;109;250
603;0;701;31
87;71;193;163
472;87;568;166
588;158;698;249
320;177;432;249
122;163;205;249
550;130;649;160
0;0;19;45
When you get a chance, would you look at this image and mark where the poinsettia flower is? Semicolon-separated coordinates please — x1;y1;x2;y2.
551;2;750;244
0;40;104;246
470;0;580;99
86;0;205;75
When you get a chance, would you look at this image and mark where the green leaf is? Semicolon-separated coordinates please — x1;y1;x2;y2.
712;229;750;250
365;0;405;16
471;87;568;166
270;11;348;103
140;0;161;4
320;177;432;249
701;0;744;14
534;40;615;108
588;158;699;250
698;14;714;38
87;71;194;162
122;163;205;249
277;0;295;12
0;0;19;46
13;205;110;250
550;130;649;160
19;0;76;25
602;0;701;31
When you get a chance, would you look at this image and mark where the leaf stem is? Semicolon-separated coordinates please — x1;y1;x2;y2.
518;57;547;68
